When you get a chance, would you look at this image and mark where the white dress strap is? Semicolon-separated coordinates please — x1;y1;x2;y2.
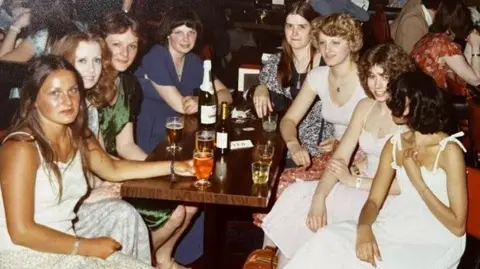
433;131;466;172
1;131;34;144
362;101;377;128
390;130;403;169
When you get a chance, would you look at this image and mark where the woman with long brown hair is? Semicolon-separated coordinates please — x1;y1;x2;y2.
251;0;334;226
94;12;198;268
51;32;152;263
0;55;194;268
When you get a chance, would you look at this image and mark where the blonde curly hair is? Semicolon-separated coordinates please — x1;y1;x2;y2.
311;13;363;62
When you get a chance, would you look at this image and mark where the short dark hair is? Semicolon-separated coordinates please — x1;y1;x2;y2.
358;43;416;99
430;0;473;40
421;0;442;10
156;6;203;46
387;71;453;134
98;11;142;41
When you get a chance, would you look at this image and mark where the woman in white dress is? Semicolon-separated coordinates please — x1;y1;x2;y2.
0;56;193;269
285;71;467;269
261;43;416;267
51;32;152;263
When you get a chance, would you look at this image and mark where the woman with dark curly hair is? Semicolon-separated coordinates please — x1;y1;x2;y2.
253;43;416;268
285;70;466;269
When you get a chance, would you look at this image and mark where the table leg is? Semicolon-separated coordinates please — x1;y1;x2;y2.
203;204;227;268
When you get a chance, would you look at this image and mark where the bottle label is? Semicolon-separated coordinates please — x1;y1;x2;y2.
216;132;228;149
201;105;216;124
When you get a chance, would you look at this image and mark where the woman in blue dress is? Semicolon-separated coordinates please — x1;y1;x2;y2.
134;7;232;266
135;6;232;153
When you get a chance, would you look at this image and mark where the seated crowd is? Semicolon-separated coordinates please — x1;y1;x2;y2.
0;0;476;268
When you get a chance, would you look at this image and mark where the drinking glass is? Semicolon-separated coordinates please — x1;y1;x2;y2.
165;116;184;152
193;148;214;187
262;112;278;132
195;130;215;151
253;144;275;165
251;161;270;184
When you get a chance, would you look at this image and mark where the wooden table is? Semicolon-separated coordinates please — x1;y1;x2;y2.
121;115;286;268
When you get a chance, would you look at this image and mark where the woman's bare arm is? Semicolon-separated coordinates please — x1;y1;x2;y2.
87;137;191;182
419;143;467;236
149;80;186;113
358;142;396;227
443;55;480;86
115;122;147;161
0;141;102;256
280;80;317;145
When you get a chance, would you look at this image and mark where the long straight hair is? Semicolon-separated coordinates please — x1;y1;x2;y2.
8;56;90;201
278;0;318;87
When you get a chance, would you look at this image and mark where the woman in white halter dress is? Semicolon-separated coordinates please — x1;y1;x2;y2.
284;71;467;269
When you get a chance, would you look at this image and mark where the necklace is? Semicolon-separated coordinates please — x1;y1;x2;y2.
329;71;355;94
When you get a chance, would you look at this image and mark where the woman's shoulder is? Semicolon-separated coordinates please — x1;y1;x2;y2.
309;65;330;76
1;133;39;163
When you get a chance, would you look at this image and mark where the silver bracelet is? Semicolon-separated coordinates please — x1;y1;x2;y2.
355;177;363;189
70;237;80;255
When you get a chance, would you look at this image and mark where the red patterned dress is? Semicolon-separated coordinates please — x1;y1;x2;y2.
411;33;468;96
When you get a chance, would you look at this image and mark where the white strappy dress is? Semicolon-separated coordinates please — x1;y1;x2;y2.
0;132;153;269
283;132;467;269
262;101;398;259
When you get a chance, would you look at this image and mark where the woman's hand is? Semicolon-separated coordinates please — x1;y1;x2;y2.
356;225;382;267
467;30;480;47
253;85;273;118
402;148;427;192
327;158;355;187
174;160;194;177
287;141;311;167
182;96;199;115
306;195;327;231
84;237;121;260
318;138;336;153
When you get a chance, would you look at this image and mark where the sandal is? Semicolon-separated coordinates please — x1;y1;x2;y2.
243;246;278;269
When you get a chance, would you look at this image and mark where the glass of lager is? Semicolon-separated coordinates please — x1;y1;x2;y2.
165;116;184;152
193;148;214;187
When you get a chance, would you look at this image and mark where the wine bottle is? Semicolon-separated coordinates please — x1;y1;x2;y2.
198;60;217;129
216;102;230;156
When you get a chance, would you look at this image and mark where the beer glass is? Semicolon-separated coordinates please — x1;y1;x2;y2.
251;161;270;184
253;144;275;165
262;112;278;132
195;130;215;151
165;116;184;152
193;148;214;187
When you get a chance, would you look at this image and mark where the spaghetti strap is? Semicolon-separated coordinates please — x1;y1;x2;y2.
1;131;34;144
433;132;466;172
390;130;403;169
362;101;377;128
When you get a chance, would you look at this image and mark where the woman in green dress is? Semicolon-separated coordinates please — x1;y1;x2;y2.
87;11;197;269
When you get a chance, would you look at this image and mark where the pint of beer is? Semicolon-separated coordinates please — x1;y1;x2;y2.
195;130;215;151
165;116;184;152
193;148;214;187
